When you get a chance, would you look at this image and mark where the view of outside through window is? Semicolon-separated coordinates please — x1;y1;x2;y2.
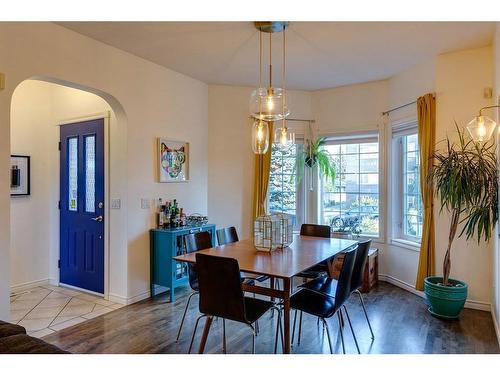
268;142;301;228
321;142;379;236
402;134;423;239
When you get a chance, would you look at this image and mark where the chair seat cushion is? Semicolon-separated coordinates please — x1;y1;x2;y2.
290;288;336;319
0;334;68;354
0;321;26;338
300;276;338;296
243;297;274;324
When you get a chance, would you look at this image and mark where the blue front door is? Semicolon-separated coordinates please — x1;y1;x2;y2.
60;119;105;294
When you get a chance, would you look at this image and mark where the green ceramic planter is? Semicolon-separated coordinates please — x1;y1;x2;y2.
424;276;468;320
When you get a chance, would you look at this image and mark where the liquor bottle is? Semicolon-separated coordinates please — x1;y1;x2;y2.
180;208;187;227
164;201;171;228
157;198;164;228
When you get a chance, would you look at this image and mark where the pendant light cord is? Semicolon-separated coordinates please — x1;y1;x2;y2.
282;25;287;130
269;32;272;88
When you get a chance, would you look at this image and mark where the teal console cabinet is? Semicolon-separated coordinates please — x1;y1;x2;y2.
150;224;216;302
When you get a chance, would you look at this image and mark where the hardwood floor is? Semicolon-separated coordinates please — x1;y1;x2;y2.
42;282;499;354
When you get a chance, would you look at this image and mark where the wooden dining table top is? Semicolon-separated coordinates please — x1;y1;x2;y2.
173;234;358;279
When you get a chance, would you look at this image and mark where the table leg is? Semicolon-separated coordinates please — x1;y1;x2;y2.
282;278;291;354
198;315;214;354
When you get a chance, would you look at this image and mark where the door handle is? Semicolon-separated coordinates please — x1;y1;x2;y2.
91;215;103;222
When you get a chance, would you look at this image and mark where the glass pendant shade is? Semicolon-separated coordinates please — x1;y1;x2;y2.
274;124;295;146
251;119;270;154
466;115;496;142
249;87;290;121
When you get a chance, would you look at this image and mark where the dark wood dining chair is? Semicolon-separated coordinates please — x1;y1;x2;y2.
175;231;212;342
348;239;374;339
189;253;282;354
290;246;358;354
216;226;239;245
216;226;269;284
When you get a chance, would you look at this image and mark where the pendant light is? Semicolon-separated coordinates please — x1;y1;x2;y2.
250;22;292;154
251;29;270;154
273;24;295;146
466;105;499;142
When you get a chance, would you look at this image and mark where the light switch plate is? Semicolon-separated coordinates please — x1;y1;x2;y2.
141;198;151;209
111;199;121;209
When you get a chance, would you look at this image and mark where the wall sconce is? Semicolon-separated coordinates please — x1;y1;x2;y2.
466;105;499;142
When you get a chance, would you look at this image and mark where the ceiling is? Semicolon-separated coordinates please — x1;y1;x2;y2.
58;22;496;91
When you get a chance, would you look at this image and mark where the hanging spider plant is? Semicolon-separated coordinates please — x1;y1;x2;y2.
429;124;498;286
293;137;336;188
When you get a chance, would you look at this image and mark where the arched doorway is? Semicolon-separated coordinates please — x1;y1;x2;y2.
9;78;126;337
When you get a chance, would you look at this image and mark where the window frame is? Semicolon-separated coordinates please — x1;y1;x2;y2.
267;139;306;231
318;131;382;241
391;120;422;247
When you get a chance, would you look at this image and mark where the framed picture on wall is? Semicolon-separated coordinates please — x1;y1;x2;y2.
158;138;189;183
10;155;30;196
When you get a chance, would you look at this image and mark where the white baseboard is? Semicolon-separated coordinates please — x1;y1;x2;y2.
379;274;425;298
379;274;491;312
10;278;49;294
108;286;169;305
492;307;500;347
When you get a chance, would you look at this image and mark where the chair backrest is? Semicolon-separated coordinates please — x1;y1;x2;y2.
184;231;213;290
195;253;247;323
216;226;239;246
333;246;357;310
300;224;331;238
350;240;371;293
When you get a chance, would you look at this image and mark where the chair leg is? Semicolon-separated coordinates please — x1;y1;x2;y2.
222;318;227;354
356;290;375;339
336;311;346;354
274;308;282;354
176;291;198;342
291;309;297;344
343;306;360;354
188;314;206;354
339;308;345;327
321;318;333;354
246;324;256;354
297;310;303;345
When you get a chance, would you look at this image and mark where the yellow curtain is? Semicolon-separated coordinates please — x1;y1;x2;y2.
415;93;436;290
253;122;273;219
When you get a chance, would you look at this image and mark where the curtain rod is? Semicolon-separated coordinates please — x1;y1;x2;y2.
382;93;436;116
381;100;417;116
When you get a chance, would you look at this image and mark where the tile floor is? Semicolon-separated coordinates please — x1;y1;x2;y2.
9;284;124;338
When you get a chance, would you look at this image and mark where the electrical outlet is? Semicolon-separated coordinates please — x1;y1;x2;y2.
111;199;121;209
141;198;151;209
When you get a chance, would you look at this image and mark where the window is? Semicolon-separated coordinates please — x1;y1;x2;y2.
268;142;304;229
392;122;423;243
320;136;380;237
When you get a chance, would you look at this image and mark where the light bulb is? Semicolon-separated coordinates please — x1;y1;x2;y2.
280;128;288;145
266;95;274;112
477;116;486;138
257;122;264;141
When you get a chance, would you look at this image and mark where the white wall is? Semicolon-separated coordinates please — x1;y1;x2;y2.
10;80;114;291
493;23;500;344
0;22;209;318
10;81;54;289
435;46;493;307
208;85;312;239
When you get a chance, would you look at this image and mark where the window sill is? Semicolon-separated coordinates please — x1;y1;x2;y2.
391;238;421;252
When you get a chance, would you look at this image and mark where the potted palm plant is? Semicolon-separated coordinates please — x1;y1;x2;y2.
294;137;336;190
425;125;498;319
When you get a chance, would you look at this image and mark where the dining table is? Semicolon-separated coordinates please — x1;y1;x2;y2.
172;234;358;354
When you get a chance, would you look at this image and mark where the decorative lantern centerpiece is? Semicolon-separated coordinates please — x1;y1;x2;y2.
254;213;293;252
